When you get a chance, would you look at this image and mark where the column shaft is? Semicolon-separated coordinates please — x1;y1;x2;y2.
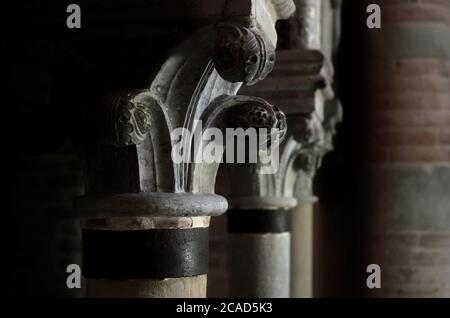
290;201;314;297
228;209;291;298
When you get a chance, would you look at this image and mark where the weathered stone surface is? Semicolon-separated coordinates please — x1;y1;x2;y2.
229;233;290;298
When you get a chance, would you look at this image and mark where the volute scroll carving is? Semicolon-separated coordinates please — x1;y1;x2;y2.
213;23;276;86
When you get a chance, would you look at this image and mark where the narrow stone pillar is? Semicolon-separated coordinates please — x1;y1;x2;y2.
286;0;343;298
290;201;315;297
225;138;313;298
361;0;450;297
289;98;342;298
290;171;317;297
223;102;292;298
227;200;295;297
235;36;343;297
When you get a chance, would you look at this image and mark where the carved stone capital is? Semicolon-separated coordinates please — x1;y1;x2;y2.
77;2;293;218
68;0;296;299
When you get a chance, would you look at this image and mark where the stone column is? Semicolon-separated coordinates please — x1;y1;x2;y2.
289;0;343;298
290;152;318;298
226;142;298;298
290;197;315;297
290;98;342;297
228;205;294;298
361;0;450;297
227;0;343;298
228;46;341;297
290;153;322;296
73;0;295;298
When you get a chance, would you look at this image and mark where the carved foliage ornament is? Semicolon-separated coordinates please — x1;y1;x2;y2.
104;91;152;147
213;23;276;86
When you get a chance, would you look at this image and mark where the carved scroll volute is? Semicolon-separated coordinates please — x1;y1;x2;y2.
211;0;295;86
213;23;276;85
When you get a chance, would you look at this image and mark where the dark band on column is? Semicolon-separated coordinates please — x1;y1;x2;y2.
227;209;291;233
82;228;208;279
